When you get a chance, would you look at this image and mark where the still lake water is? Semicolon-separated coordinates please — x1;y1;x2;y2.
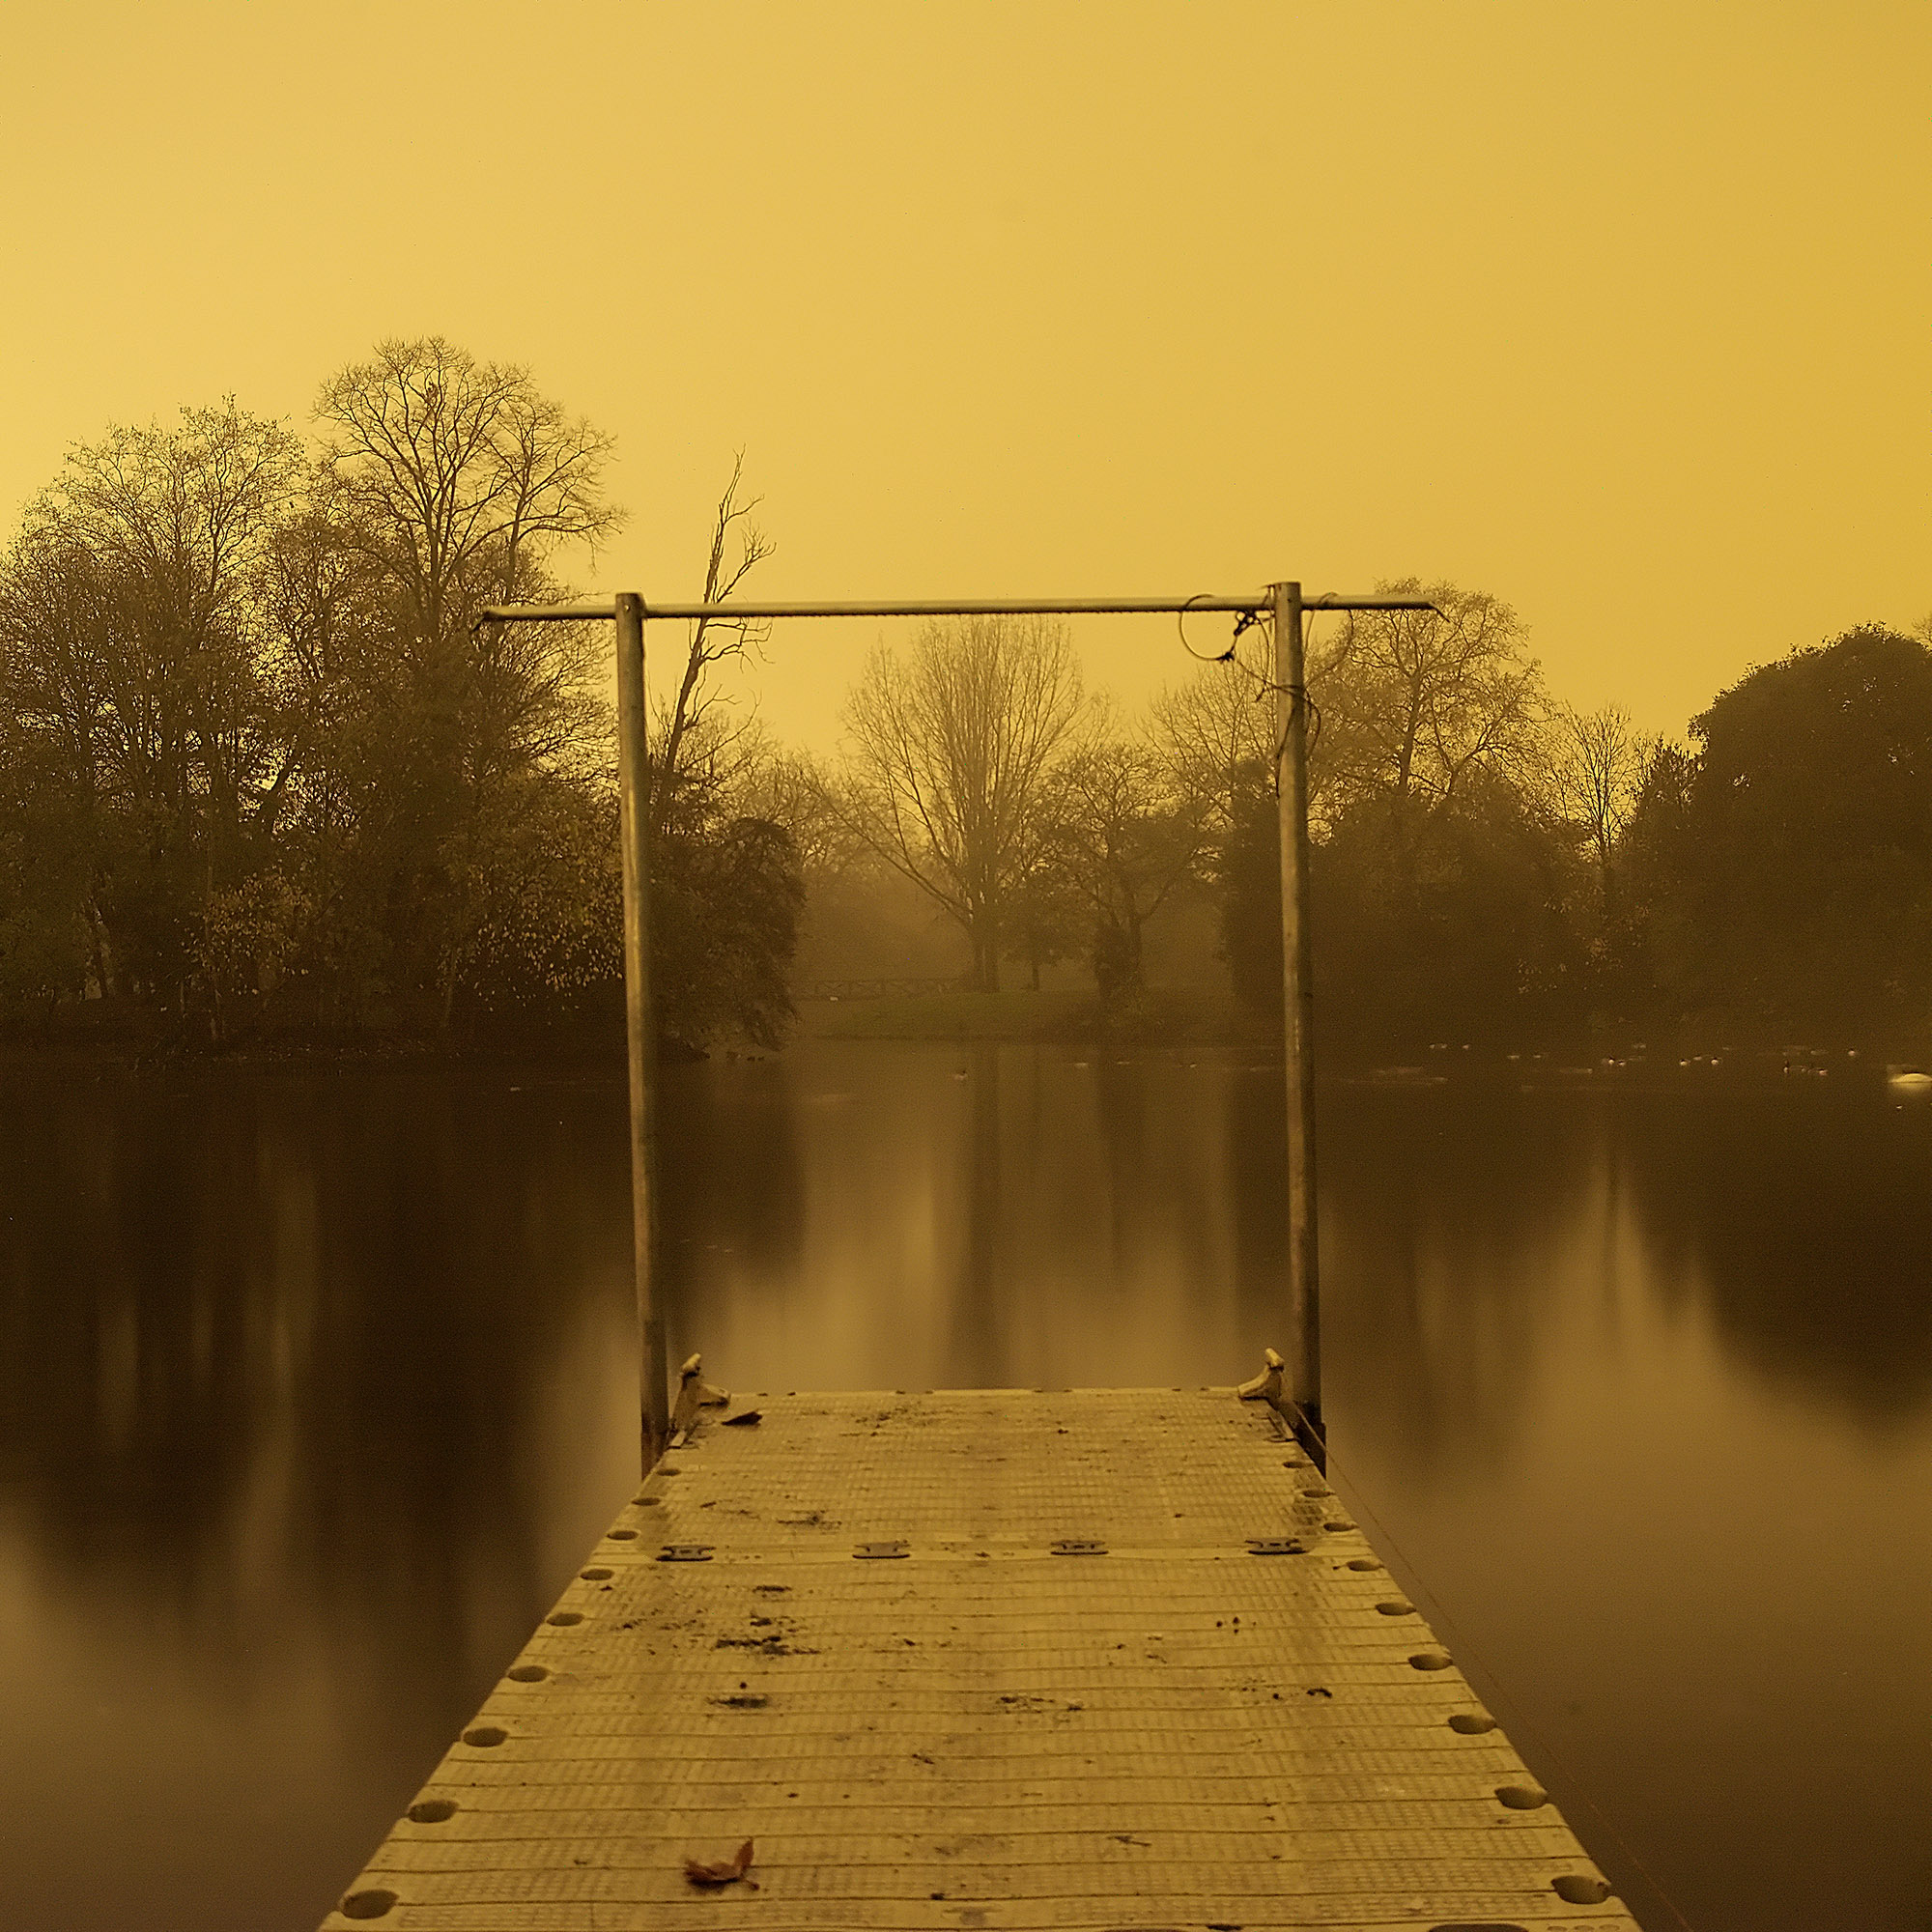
4;1040;1931;1931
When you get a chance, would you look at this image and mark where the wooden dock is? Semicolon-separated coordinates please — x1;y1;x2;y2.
321;1386;1637;1931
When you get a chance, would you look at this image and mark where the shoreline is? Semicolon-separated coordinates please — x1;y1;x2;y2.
4;989;1926;1093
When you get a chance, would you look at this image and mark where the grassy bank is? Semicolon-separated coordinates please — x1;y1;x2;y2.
796;987;1270;1047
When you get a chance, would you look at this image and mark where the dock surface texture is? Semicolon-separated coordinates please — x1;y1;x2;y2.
324;1388;1638;1932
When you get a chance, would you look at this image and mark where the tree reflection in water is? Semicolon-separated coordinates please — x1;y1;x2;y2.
3;1048;1931;1932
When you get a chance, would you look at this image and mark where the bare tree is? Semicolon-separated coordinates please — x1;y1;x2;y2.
1543;703;1655;905
1047;735;1208;994
315;339;623;802
1311;579;1543;808
1150;645;1275;846
836;614;1086;990
731;741;858;878
649;453;774;838
315;337;620;650
314;340;622;1024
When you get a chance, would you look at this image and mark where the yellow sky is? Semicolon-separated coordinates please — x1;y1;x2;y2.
3;1;1926;749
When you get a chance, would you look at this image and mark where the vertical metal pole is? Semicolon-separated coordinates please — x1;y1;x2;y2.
1272;581;1325;1464
614;592;671;1470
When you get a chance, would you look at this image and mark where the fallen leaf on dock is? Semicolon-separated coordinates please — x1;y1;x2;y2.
684;1838;758;1889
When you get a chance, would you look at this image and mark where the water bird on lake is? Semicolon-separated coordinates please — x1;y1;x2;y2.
1885;1065;1932;1090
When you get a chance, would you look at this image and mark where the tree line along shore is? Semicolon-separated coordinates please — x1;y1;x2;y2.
4;338;1930;1067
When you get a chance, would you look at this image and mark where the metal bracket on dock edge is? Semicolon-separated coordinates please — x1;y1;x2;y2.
668;1352;731;1444
1236;1347;1327;1472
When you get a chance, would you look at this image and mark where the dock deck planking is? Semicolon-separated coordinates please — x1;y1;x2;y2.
321;1387;1637;1931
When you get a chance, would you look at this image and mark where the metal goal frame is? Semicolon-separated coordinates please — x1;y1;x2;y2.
480;584;1432;1469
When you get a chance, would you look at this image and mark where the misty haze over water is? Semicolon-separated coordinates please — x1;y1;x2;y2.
3;1042;1931;1932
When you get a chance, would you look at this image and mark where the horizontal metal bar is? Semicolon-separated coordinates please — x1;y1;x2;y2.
478;601;618;622
482;595;1270;622
1303;596;1440;611
648;596;1276;618
479;593;1437;624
